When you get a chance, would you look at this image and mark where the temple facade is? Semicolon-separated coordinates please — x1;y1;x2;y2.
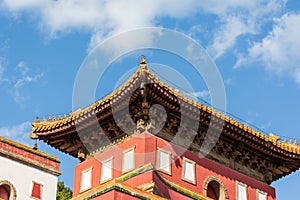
0;136;61;200
30;58;300;200
71;131;277;200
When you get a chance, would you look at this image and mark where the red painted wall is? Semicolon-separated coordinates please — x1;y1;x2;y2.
0;141;60;169
73;131;276;199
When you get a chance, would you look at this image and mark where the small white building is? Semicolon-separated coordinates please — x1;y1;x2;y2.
0;136;61;200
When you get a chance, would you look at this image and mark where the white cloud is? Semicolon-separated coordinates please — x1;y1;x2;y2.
0;0;196;52
4;0;296;85
208;16;249;59
13;72;43;105
14;73;43;88
0;121;32;145
13;61;43;104
1;1;199;42
0;0;285;54
208;0;285;59
1;0;46;11
17;60;29;76
0;59;43;105
191;90;210;98
186;90;210;102
235;13;300;84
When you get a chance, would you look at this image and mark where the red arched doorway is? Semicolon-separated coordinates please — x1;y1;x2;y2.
203;176;229;200
0;185;10;200
207;180;220;200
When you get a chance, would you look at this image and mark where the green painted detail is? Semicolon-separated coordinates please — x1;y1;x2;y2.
0;139;60;163
154;171;202;200
83;185;150;200
82;163;205;200
118;164;154;182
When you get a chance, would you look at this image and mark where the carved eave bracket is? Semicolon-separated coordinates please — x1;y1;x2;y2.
140;82;150;121
135;119;154;134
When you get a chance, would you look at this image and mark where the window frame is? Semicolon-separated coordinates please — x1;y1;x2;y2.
122;146;136;173
30;181;43;200
100;157;113;183
80;166;93;193
257;190;267;200
236;181;248;200
182;157;196;184
157;148;172;175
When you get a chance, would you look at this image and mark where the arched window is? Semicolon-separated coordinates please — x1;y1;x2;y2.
0;180;17;200
207;180;220;200
0;185;10;200
203;176;229;200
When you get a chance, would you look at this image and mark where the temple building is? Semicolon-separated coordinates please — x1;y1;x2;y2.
30;58;300;200
0;136;61;200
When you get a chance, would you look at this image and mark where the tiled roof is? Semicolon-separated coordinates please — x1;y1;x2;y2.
31;58;300;156
0;136;59;162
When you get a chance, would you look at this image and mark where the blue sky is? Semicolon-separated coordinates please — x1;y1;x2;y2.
0;0;300;199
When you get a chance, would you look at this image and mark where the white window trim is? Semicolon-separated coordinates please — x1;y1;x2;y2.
182;157;196;184
101;157;113;183
122;146;136;173
257;190;267;200
30;181;43;200
236;181;248;200
80;166;93;193
157;148;172;175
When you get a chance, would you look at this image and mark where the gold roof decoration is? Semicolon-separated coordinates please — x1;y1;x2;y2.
269;133;300;154
140;56;147;69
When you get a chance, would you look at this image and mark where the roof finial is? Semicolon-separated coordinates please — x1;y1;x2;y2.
140;55;147;69
34;116;40;123
33;139;38;150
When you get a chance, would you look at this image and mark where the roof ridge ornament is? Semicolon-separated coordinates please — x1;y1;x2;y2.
34;117;40;123
140;56;147;69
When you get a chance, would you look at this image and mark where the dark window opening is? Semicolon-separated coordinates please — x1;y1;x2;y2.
0;185;10;200
207;180;220;200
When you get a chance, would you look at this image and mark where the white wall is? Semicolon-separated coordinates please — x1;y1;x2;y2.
0;156;58;200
